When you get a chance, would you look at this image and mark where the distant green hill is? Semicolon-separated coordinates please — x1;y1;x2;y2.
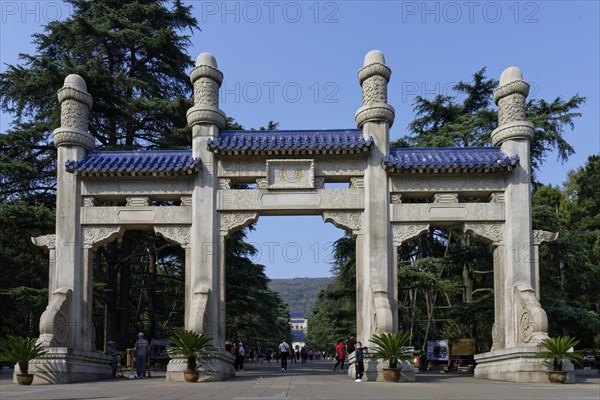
269;277;333;315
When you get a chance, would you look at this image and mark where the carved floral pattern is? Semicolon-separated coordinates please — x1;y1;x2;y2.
220;212;258;237
516;285;549;345
32;234;56;249
392;223;429;245
83;226;122;249
498;93;526;125
491;323;504;351
154;225;191;248
463;223;503;244
322;212;362;233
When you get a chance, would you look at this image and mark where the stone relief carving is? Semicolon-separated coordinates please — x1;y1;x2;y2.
463;223;503;245
322;212;362;233
391;174;506;192
38;287;72;347
267;159;315;189
154;225;191;248
321;189;361;209
533;230;559;246
189;286;210;334
32;234;56;249
194;77;219;106
83;226;123;249
433;193;459;203
491;323;505;351
180;196;192;206
218;178;231;190
220;212;258;237
372;288;393;334
515;285;549;345
256;178;268;190
392;223;429;245
82;196;98;207
61;99;89;130
126;196;151;207
362;75;387;105
220;190;263;210
491;121;534;145
488;192;505;203
390;193;402;204
498;93;526;125
350;177;364;189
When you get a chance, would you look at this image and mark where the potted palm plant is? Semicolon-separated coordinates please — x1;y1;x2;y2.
536;336;582;383
166;330;216;383
0;336;47;385
370;331;413;382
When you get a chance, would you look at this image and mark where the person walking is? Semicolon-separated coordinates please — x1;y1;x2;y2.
354;341;364;382
107;340;118;378
278;339;290;371
238;342;245;371
134;332;149;378
333;339;346;372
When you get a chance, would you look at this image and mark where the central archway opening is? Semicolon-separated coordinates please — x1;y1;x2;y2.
225;215;349;370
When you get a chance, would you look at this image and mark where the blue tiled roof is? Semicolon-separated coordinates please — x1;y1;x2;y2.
208;129;373;155
65;150;200;176
383;147;519;173
292;330;305;343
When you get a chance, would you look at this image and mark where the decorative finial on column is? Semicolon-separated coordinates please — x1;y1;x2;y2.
52;74;94;150
491;67;534;145
187;52;227;132
355;50;395;128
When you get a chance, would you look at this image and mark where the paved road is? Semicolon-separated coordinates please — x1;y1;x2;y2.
1;360;598;400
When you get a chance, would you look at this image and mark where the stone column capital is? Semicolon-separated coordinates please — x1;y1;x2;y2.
187;52;226;130
355;50;395;128
491;67;533;145
53;74;94;150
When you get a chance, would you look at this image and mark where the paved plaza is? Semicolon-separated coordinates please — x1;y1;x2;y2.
1;360;598;400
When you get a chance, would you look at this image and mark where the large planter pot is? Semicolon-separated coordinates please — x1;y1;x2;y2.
183;370;200;383
382;368;401;382
548;371;567;384
16;374;34;385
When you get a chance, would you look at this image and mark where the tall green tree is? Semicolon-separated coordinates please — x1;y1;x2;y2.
0;0;199;347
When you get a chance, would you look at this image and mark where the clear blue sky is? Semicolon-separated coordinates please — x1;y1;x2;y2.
1;1;599;279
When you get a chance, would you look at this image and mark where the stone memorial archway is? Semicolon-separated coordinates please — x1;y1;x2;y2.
27;50;565;384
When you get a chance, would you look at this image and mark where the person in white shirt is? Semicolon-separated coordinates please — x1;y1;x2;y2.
278;339;290;371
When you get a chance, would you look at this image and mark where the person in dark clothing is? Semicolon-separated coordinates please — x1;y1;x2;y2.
346;335;356;355
354;341;364;382
107;340;118;378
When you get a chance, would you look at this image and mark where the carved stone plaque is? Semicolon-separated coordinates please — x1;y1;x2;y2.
266;159;315;189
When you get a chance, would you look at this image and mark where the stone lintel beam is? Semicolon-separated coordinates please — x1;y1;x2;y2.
391;203;505;223
81;206;191;225
218;189;364;212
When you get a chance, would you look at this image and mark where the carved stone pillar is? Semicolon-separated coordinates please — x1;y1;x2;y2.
355;51;395;350
532;230;558;299
32;234;57;302
169;52;234;382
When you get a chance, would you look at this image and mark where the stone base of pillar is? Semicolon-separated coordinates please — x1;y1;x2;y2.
347;353;415;382
13;347;112;384
474;347;576;384
166;351;235;382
